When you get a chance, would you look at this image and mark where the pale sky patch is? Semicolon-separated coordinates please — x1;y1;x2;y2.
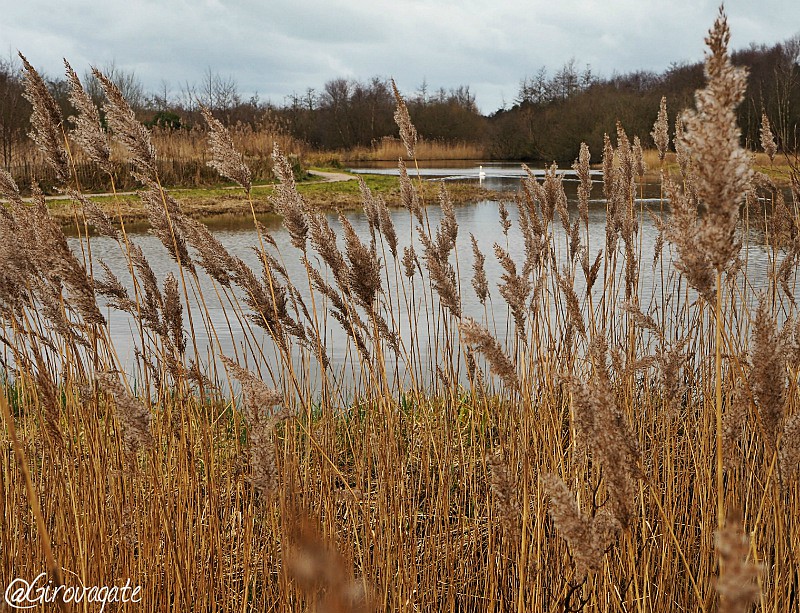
0;0;797;113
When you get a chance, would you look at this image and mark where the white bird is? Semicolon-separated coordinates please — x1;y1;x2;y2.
478;165;486;181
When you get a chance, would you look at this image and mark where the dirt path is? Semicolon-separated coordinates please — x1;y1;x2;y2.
307;169;356;183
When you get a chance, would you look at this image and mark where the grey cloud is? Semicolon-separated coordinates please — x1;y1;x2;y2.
1;0;797;114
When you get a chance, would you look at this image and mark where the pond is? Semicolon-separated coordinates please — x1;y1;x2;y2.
67;163;792;392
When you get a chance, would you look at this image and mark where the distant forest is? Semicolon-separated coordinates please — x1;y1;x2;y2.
1;34;798;166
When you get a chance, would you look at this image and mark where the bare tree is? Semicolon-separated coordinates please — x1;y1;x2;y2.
199;68;241;116
775;34;800;146
0;55;29;168
84;61;145;112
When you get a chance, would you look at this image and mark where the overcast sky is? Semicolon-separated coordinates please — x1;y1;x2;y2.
2;0;798;114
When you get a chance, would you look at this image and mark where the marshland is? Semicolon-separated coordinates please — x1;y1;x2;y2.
2;8;800;613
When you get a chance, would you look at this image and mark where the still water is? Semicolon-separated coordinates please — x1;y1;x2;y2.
69;164;789;390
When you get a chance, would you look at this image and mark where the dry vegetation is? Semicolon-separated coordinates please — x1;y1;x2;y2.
335;136;485;162
8;109;300;194
2;10;800;613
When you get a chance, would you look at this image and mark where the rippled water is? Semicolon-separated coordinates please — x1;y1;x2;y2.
67;164;792;389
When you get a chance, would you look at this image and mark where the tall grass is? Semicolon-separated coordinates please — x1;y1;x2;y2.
320;136;485;163
2;10;799;612
5;116;300;194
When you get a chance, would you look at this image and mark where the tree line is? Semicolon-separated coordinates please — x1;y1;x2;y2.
1;33;798;172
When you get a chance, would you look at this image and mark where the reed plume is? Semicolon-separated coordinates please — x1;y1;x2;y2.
542;474;617;580
749;297;787;447
651;96;670;162
486;451;520;541
91;67;157;183
271;143;308;251
419;226;461;318
96;372;154;455
286;515;373;613
341;215;381;308
18;53;69;184
391;79;417;159
459;318;518;390
494;243;532;338
375;193;398;258
672;7;752;274
220;355;287;496
64;59;112;174
402;245;417;279
760;112;777;162
569;338;640;527
572;142;591;228
779;414;800;479
201;105;252;193
470;234;489;305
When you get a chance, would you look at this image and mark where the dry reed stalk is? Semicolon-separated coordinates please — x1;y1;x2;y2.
0;392;67;613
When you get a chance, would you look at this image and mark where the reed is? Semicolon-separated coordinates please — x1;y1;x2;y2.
1;9;799;613
334;136;485;163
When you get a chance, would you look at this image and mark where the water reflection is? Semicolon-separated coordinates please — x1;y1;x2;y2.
68;170;792;393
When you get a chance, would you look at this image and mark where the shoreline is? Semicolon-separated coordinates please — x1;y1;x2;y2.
47;173;502;228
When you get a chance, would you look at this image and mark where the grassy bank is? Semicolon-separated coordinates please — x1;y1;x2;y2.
2;12;799;613
40;171;499;225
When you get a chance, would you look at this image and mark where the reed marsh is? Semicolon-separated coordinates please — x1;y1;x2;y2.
2;9;799;612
